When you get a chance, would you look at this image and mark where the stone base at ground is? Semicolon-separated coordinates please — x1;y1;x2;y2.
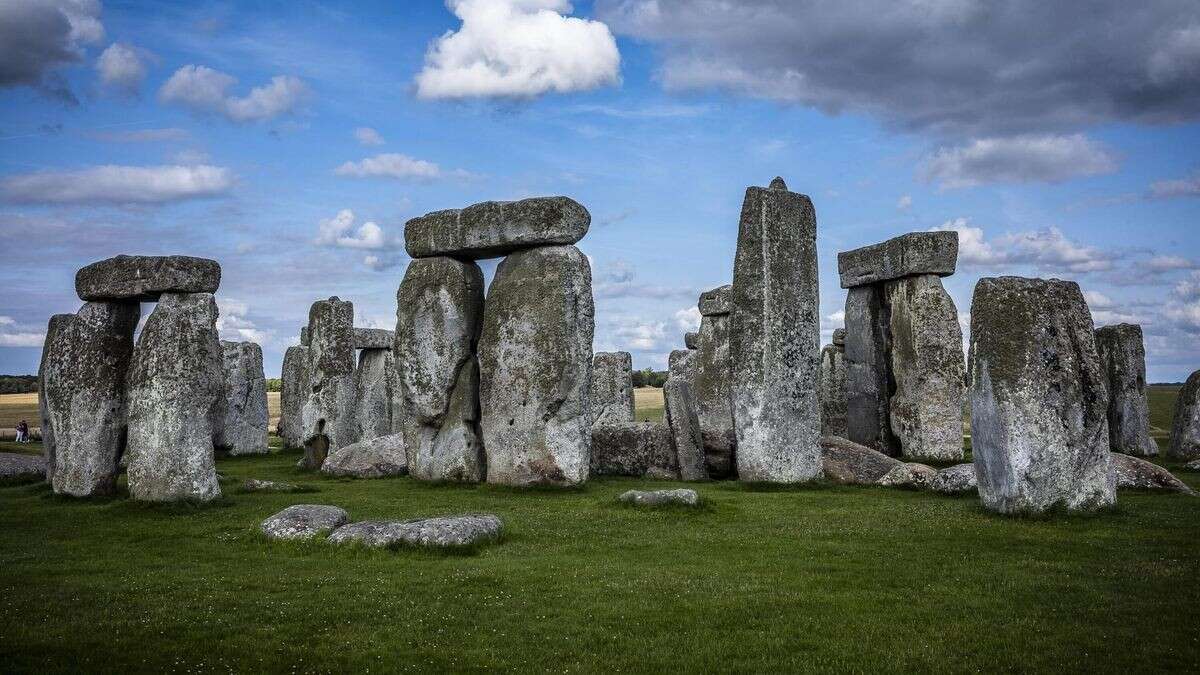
819;436;903;485
328;514;503;549
590;422;676;478
931;464;978;494
320;433;409;478
261;504;350;541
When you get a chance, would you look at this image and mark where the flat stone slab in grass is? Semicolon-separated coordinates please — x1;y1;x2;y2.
75;254;221;301
931;463;978;495
820;435;902;485
242;479;308;493
321;433;409;479
0;453;46;482
618;489;700;507
1111;453;1195;494
353;328;394;350
261;504;349;541
837;231;958;288
405;196;589;260
698;284;732;316
877;462;938;489
327;514;503;549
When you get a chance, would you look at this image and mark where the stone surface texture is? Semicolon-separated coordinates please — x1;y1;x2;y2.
694;313;735;478
354;348;395;442
260;504;349;541
931;463;978;495
663;378;708;481
969;277;1116;514
1095;324;1158;457
698;285;732;316
300;297;358;469
590;421;677;478
878;462;938;489
479;245;594;486
320;432;409;478
0;453;47;482
730;178;821;482
618;489;700;507
405;197;590;260
125;293;223;502
394;257;486;482
819;339;847;437
215;340;269;455
837;231;958;289
1168;369;1200;460
819;435;903;485
684;332;699;350
328;514;503;549
279;345;309;449
1111;452;1194;494
241;479;306;493
843;285;899;455
354;328;394;350
591;351;635;426
38;302;138;497
75;254;221;301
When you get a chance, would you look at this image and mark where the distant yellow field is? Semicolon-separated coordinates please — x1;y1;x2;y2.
0;392;283;431
635;386;664;422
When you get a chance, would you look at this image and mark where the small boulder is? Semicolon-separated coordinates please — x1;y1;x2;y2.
75;254;221;301
260;504;349;541
618;489;700;507
931;463;978;494
321;433;409;479
878;463;938;489
1111;452;1195;494
327;513;503;549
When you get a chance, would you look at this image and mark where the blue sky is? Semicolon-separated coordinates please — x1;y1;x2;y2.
1;0;1198;381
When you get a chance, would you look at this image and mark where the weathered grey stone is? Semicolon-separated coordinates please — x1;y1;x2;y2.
819;435;903;484
1185;458;1200;471
877;462;938;489
320;432;409;478
1168;369;1200;461
394;257;486;482
731;177;821;483
260;504;349;541
591;352;634;426
354;349;394;442
844;285;899;455
819;340;847;437
38;302;138;497
683;332;699;349
1094;324;1157;457
618;489;700;507
479;246;594;487
405;197;590;260
590;421;676;478
241;478;307;493
215;341;269;456
328;514;503;549
837;231;958;289
0;452;46;483
1111;452;1194;494
279;345;309;449
885;274;965;461
832;328;846;347
75;255;221;301
300;297;358;470
354;328;394;350
300;326;310;346
931;463;978;494
698;284;732;316
694;314;735;478
125;293;223;502
668;349;696;382
970;276;1116;514
664;378;708;481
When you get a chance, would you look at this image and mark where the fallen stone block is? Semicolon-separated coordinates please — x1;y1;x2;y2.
261;504;349;541
618;489;700;507
1111;452;1194;494
931;464;978;495
327;514;503;549
405;196;589;260
819;435;903;485
877;462;937;490
590;421;677;478
75;254;221;301
320;433;409;479
837;231;958;288
241;479;309;493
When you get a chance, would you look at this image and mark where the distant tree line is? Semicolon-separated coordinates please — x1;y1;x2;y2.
632;368;668;388
0;375;38;394
265;378;282;392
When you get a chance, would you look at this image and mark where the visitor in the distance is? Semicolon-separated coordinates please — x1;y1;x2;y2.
15;420;29;443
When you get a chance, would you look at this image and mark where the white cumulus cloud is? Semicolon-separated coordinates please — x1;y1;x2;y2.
315;210;405;270
0;315;45;347
354;127;385;146
96;42;147;96
1149;171;1200;199
1;164;234;205
934;218;1117;273
921;134;1117;189
158;65;310;123
334;153;447;180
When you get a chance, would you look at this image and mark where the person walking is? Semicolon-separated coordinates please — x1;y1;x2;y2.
15;420;29;443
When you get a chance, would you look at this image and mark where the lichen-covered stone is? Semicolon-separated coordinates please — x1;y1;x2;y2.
1111;452;1194;494
683;332;699;350
479;246;593;486
215;341;269;456
1168;369;1200;461
969;276;1116;514
279;345;309;449
664;378;708;481
320;432;409;478
837;231;958;289
819;340;847;437
38;302;138;497
844;285;899;455
698;284;732;316
731;178;821;483
591;352;634;426
878;462;938;489
0;452;47;483
668;349;696;382
1095;324;1158;457
125;293;223;502
241;478;307;493
353;328;394;350
260;504;349;541
300;297;358;470
590;421;677;478
618;489;700;507
931;463;978;495
354;349;395;442
75;254;221;301
694;313;735;478
405;197;590;260
819;435;903;484
328;514;503;549
885;274;965;461
394;257;486;482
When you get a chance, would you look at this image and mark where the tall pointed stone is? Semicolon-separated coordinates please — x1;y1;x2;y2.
395;257;486;482
279;345;309;448
591;352;635;426
215;341;269;455
1168;369;1200;460
300;297;358;469
479;246;594;486
126;293;223;502
730;177;821;483
1095;324;1157;457
354;349;395;442
819;329;847;437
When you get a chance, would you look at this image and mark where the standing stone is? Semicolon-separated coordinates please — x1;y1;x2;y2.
1168;369;1200;460
354;349;395;442
1095;324;1157;457
215;341;269;455
75;255;221;301
885;274;965;461
730;177;821;483
395;257;486;482
38;302;139;497
969;277;1115;514
300;297;358;469
668;349;696;382
126;293;224;502
479;246;594;486
279;345;309;448
844;286;899;455
819;328;847;437
405;197;590;260
591;352;635;426
664;378;707;481
693;312;735;478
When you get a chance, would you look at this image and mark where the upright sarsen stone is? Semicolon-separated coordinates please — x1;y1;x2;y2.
819;329;847;437
479;246;594;486
405;197;590;260
664;378;708;481
125;293;224;502
75;255;221;301
591;352;635;426
395;257;486;482
844;286;899;454
969;277;1115;514
215;341;269;455
354;348;395;442
1168;369;1200;460
300;297;358;469
693;312;735;478
279;345;309;448
730;177;821;483
38;302;139;496
1095;324;1157;457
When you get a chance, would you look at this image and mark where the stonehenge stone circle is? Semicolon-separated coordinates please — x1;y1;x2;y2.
300;297;359;469
819;329;847;437
591;351;635;426
125;293;224;502
663;378;708;481
1168;369;1200;460
1095;324;1158;457
405;196;590;260
261;504;350;541
215;340;269;456
354;348;395;442
279;345;309;448
75;254;221;302
590;421;677;478
479;245;594;486
837;231;958;289
969;277;1115;514
394;256;486;482
328;514;503;549
320;432;409;478
693;297;736;478
38;302;139;497
731;177;821;483
354;328;394;350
